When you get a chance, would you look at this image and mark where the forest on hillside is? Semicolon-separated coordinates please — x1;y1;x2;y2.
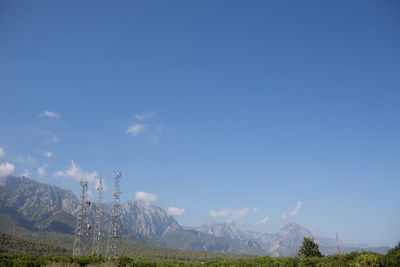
1;232;399;266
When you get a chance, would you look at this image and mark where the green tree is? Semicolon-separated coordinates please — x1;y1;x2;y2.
298;237;322;257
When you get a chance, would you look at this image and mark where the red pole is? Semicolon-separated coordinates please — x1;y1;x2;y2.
336;232;343;267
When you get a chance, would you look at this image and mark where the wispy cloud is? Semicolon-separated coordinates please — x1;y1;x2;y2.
14;156;36;165
39;111;59;118
38;165;47;178
281;201;304;219
0;147;5;158
210;207;257;221
43;151;52;158
126;124;147;136
290;201;303;216
135;191;158;203
53;161;98;186
167;207;186;217
35;128;59;144
48;136;59;144
127;111;164;142
135;111;158;121
0;162;15;177
260;216;270;224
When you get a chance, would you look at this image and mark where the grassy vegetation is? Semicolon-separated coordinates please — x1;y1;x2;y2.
0;232;70;256
0;250;399;267
1;230;399;266
0;213;75;248
1;213;399;266
0;230;256;263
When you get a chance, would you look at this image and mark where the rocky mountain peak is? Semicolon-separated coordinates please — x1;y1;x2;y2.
0;176;80;221
121;200;182;238
196;221;246;242
279;222;312;238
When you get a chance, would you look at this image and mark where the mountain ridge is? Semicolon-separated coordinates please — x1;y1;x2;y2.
0;175;390;256
0;176;265;255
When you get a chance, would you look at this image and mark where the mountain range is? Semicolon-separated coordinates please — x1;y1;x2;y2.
0;176;389;256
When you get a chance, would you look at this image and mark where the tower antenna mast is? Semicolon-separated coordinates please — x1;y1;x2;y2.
92;177;105;256
107;170;122;258
73;178;91;257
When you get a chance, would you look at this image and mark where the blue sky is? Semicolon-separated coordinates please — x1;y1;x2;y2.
0;0;399;247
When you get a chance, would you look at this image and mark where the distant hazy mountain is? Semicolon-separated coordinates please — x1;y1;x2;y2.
195;222;246;242
246;223;313;256
194;221;312;256
194;221;390;256
0;176;265;255
0;176;389;256
121;200;265;255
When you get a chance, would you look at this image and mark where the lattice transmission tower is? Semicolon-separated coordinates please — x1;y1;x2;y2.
92;177;105;256
107;170;122;258
73;178;91;257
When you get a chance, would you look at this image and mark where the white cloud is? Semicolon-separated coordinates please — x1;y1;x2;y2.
0;162;15;177
260;216;270;224
38;165;47;178
210;207;255;221
0;147;5;158
290;201;303;217
53;161;98;186
135;111;158;121
167;207;186;217
281;201;303;219
44;151;52;158
135;191;158;203
39;111;59;118
21;169;30;177
126;124;147;136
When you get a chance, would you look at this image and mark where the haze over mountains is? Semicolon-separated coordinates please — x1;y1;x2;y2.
0;176;389;256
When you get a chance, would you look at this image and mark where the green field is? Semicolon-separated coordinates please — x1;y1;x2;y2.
1;231;399;266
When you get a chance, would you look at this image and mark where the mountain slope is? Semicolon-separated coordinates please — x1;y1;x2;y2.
121;200;265;255
122;200;182;238
1;176;387;257
195;222;246;242
0;176;80;232
199;221;390;256
0;232;71;256
0;176;266;255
